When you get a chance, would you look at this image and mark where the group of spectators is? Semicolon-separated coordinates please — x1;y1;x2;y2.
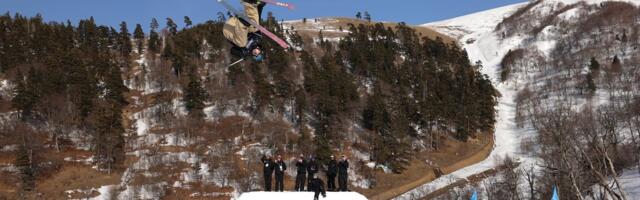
261;154;350;199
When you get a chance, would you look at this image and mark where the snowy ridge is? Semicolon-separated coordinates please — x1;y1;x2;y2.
422;2;527;39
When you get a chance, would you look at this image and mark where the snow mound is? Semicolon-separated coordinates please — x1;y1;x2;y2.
236;192;367;200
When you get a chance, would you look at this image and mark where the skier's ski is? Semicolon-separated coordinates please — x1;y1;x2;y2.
261;0;296;10
218;0;290;49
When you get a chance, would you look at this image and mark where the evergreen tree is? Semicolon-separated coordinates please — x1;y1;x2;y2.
184;16;192;28
91;103;125;173
133;24;145;53
251;64;274;115
166;18;178;36
12;70;36;118
356;12;362;20
15;144;35;191
183;70;207;118
103;60;129;108
364;11;372;22
589;57;600;73
148;18;160;52
118;21;132;57
151;18;159;31
586;72;596;95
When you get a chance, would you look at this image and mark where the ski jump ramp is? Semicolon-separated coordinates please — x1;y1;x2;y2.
237;192;368;200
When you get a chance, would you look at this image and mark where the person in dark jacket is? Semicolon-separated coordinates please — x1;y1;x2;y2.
338;155;349;191
306;156;319;191
309;174;326;200
274;154;287;192
326;155;338;191
294;154;307;191
261;154;275;191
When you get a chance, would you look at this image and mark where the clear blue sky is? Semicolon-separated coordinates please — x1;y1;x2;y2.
2;0;526;31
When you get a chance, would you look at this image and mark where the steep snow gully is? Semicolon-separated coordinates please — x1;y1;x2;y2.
396;2;536;199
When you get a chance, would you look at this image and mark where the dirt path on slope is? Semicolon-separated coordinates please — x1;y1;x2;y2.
367;134;494;200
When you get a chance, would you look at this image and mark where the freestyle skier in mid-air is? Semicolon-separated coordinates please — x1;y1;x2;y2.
219;0;292;66
222;0;266;62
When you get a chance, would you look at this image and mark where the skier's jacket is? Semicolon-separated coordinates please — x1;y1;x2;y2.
275;160;287;177
223;1;260;48
310;178;327;197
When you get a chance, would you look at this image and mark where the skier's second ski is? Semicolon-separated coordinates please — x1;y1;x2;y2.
261;0;296;10
218;0;290;49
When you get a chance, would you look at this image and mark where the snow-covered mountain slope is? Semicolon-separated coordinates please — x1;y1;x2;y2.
399;0;640;199
237;192;368;200
396;3;532;199
423;2;528;40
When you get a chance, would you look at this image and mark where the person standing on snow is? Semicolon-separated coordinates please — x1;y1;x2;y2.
294;154;308;191
261;154;275;191
274;154;287;192
222;0;266;61
338;155;349;191
309;174;327;200
326;155;338;191
306;156;319;191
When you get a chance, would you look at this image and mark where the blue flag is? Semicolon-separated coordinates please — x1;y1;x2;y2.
470;190;478;200
551;186;559;200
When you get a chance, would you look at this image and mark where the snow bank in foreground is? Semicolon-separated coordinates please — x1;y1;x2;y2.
236;192;367;200
588;167;640;199
615;167;640;198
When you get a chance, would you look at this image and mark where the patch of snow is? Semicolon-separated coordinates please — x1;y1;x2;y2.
64;156;94;164
135;118;149;136
1;144;18;152
236;192;368;200
0;79;14;99
0;165;18;173
588;167;640;199
89;185;117;200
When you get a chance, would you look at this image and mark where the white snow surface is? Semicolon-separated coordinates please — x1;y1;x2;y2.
588;167;640;199
236;192;367;200
614;167;640;198
89;185;117;200
422;2;527;39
